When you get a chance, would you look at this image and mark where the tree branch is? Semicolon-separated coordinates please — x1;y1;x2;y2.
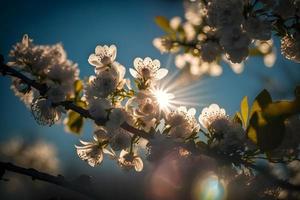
0;161;101;199
0;57;153;140
1;55;299;193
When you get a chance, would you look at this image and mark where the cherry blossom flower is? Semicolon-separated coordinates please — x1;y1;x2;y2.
129;57;168;81
10;78;35;108
183;0;206;26
85;64;126;99
106;108;126;130
88;98;111;122
199;104;227;129
9;34;79;107
255;40;277;68
118;149;143;172
175;53;222;76
281;34;300;63
207;0;244;29
244;17;271;41
88;45;117;72
166;106;200;139
153;37;179;54
169;16;182;30
201;41;222;63
220;27;251;63
75;130;115;167
126;90;159;130
31;98;61;126
109;128;132;151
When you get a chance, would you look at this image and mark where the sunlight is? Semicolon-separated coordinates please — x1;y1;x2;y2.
192;174;226;200
153;88;175;112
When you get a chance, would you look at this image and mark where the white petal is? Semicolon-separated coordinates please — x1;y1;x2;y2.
79;140;93;145
126;79;132;89
87;151;103;167
129;68;138;78
95;45;104;55
133;157;143;172
119;149;128;158
118;64;126;79
134;57;143;70
110;45;117;60
88;54;101;67
103;147;117;159
143;57;153;66
152;59;161;68
155;68;168;79
188;108;196;116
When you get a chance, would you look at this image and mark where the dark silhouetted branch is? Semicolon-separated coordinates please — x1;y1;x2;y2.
0;161;100;200
0;58;153;140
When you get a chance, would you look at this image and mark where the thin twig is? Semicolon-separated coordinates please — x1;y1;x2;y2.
1;55;299;193
0;161;101;199
0;60;153;140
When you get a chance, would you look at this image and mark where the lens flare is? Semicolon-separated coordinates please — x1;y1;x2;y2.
192;174;226;200
153;88;175;112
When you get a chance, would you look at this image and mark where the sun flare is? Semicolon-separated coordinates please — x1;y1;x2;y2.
153;88;174;112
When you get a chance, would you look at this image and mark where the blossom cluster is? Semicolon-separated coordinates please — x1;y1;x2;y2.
4;35;300;178
153;0;300;77
9;34;79;125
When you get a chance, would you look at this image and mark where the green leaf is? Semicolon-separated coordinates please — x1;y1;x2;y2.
154;16;173;33
250;89;272;118
240;96;249;128
264;100;300;120
249;47;264;56
74;80;84;101
247;112;285;151
64;111;84;135
233;112;243;126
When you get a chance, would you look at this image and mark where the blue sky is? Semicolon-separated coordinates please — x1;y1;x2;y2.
0;0;299;173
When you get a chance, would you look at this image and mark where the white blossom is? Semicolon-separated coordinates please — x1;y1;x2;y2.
47;61;79;88
183;22;196;41
88;98;111;121
201;41;221;63
118;149;143;172
244;17;271;40
207;0;244;29
199;104;227;129
106;108;126;130
10;78;35;107
9;34;79;105
169;16;182;30
219;27;251;63
31;98;61;126
75;130;115;167
281;34;300;63
199;104;246;153
109;128;132;151
88;45;117;72
126;90;159;129
223;55;245;74
85;64;126;99
130;57;168;81
166;106;200;139
153;37;179;54
175;53;222;76
46;85;66;103
209;119;246;153
183;0;206;25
